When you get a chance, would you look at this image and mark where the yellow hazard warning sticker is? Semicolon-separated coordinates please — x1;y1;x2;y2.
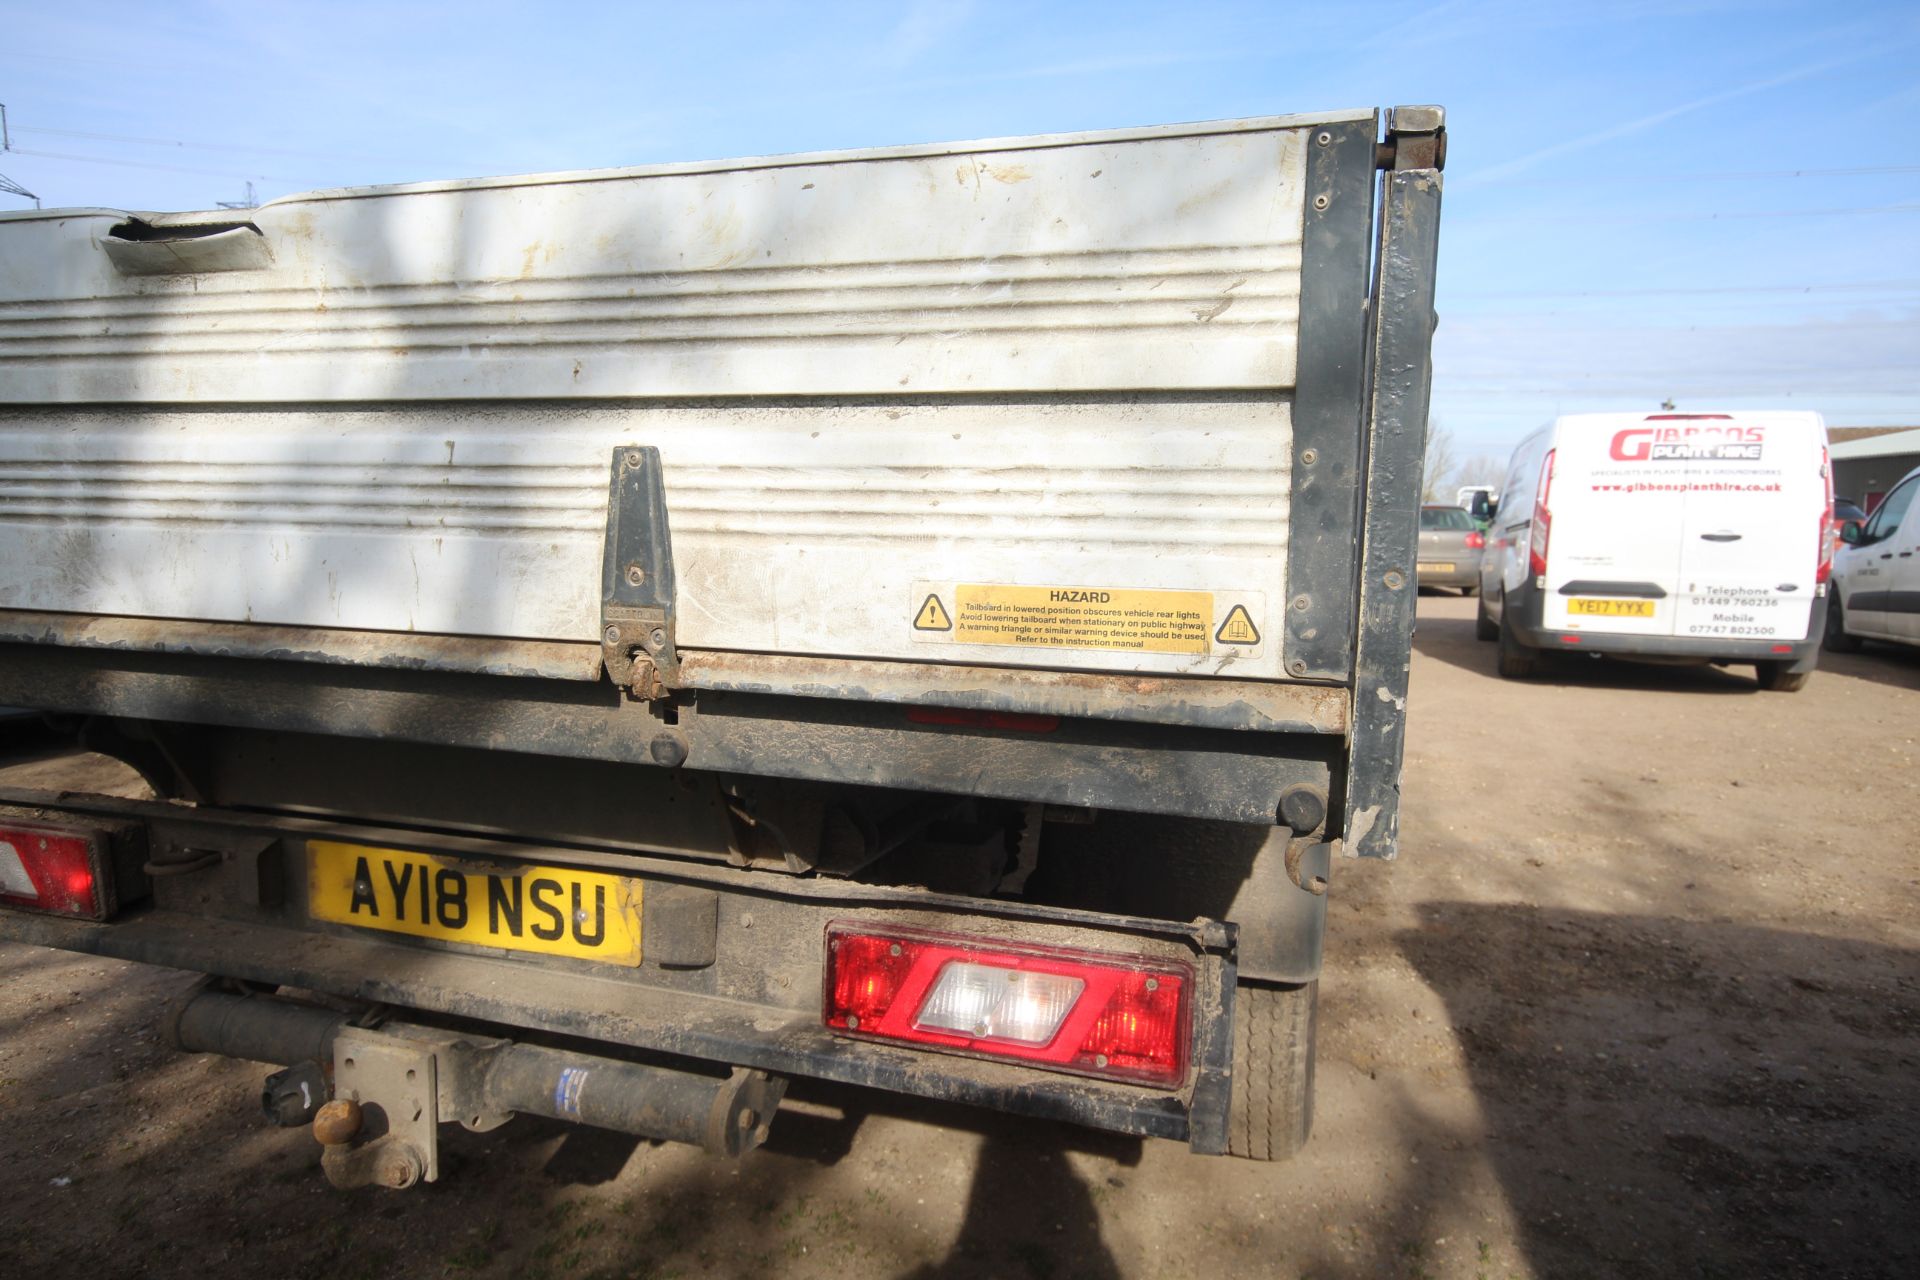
913;594;953;631
1215;604;1261;646
911;583;1226;655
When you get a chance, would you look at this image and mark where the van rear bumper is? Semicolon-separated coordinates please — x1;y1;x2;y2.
1509;587;1824;671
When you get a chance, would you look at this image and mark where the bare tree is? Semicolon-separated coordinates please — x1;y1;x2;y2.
1454;453;1504;492
1421;421;1458;503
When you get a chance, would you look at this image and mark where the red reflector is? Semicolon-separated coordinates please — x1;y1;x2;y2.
1559;635;1582;644
823;925;1190;1085
1771;644;1793;654
828;933;921;1024
1078;969;1185;1078
906;707;1060;732
0;822;107;918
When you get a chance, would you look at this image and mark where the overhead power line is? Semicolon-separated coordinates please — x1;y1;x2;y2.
0;103;39;207
1450;280;1920;300
9;123;472;170
8;146;307;184
1465;163;1920;187
0;171;38;207
1463;202;1920;226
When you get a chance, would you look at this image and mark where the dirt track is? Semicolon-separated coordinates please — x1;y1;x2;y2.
2;593;1916;1279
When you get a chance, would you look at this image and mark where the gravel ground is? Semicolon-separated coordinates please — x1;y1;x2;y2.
0;593;1915;1279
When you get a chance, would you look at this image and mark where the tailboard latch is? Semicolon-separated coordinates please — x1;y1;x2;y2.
601;446;680;698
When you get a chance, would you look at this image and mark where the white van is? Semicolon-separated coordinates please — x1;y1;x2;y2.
1476;411;1832;691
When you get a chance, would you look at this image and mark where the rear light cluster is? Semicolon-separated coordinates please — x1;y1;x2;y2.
823;926;1190;1085
0;821;112;919
1464;530;1486;550
1530;448;1556;580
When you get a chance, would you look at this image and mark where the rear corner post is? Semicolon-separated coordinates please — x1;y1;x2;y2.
1342;106;1446;859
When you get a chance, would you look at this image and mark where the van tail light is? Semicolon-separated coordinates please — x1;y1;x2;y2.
1816;446;1835;585
0;821;114;919
823;926;1190;1086
1465;530;1486;550
1529;449;1556;579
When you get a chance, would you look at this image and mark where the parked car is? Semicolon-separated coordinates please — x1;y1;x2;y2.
1417;505;1485;593
1834;497;1868;527
1827;464;1920;652
1476;410;1832;691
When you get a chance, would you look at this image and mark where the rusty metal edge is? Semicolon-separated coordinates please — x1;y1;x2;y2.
0;609;603;682
675;651;1349;736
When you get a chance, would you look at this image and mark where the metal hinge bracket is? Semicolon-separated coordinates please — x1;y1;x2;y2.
600;446;679;698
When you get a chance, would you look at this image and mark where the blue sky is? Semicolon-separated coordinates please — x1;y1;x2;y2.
2;0;1915;464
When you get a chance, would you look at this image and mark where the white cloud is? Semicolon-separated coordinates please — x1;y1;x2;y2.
1463;51;1869;185
878;0;978;68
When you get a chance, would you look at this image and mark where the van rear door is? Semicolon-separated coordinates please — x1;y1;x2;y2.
1671;413;1826;643
1542;415;1687;638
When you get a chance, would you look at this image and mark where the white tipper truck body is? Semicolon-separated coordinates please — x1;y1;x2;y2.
0;107;1446;1174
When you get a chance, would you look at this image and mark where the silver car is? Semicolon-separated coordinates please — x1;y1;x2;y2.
1416;505;1485;594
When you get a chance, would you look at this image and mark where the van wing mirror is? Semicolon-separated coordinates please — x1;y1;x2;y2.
1839;520;1864;545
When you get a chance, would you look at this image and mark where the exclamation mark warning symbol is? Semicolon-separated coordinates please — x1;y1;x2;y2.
1215;604;1260;646
914;593;953;632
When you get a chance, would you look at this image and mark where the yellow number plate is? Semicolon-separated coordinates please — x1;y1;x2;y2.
307;840;643;966
1567;598;1655;617
1417;563;1456;574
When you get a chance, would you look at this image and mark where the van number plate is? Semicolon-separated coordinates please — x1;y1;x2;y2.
1567;598;1655;617
307;840;643;966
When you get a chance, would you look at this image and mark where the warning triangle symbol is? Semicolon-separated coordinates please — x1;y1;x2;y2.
1215;604;1260;646
914;593;953;632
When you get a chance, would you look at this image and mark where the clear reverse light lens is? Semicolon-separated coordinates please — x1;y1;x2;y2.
913;962;1084;1046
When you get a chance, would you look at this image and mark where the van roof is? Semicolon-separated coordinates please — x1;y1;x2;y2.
1551;410;1826;430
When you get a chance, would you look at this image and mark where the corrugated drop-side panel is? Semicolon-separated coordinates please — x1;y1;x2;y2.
0;117;1323;679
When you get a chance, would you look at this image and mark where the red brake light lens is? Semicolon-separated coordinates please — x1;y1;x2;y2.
0;822;109;919
823;925;1190;1086
1078;969;1185;1077
1530;449;1556;579
829;933;921;1024
1464;530;1486;550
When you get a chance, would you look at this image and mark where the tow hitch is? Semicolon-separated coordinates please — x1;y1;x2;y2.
168;982;785;1189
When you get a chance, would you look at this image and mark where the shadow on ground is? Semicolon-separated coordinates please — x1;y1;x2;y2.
1398;903;1920;1280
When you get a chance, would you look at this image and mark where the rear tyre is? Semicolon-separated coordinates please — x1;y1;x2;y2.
1754;661;1810;693
1227;980;1317;1161
1475;594;1498;641
1824;593;1862;654
1460;584;1477;598
1496;599;1539;679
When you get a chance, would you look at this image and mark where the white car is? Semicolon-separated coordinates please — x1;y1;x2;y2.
1828;463;1920;652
